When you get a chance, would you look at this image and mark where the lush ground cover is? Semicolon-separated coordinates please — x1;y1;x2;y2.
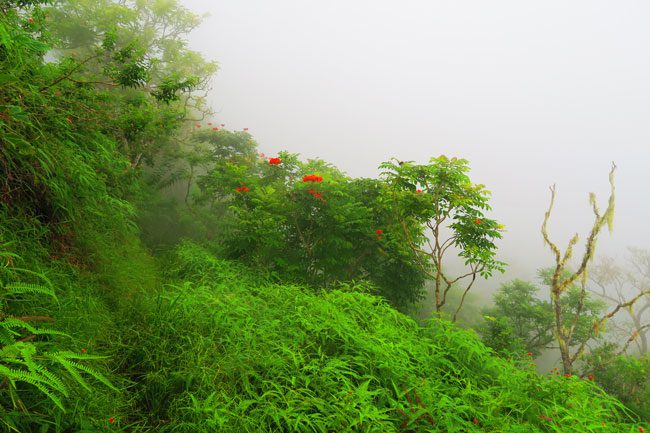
112;241;640;433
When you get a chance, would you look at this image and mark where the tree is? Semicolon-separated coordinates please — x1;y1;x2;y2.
590;250;650;354
481;279;554;357
193;149;427;307
541;163;650;373
379;156;505;321
44;0;218;168
480;274;606;358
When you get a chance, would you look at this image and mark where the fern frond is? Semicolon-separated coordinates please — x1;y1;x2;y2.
18;344;67;395
3;282;56;300
0;365;65;411
0;318;67;338
3;269;53;290
47;353;118;392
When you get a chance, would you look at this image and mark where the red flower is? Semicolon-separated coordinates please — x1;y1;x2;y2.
108;417;115;424
302;174;323;182
220;123;225;127
639;428;645;433
28;17;34;23
564;373;572;378
196;124;201;128
474;219;481;224
235;185;250;193
588;375;594;381
243;127;249;131
416;189;422;193
527;352;533;357
213;127;219;130
207;122;212;125
55;91;61;96
81;348;87;354
375;229;383;240
269;157;281;165
473;418;478;424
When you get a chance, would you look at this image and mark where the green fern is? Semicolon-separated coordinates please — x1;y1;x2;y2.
0;364;65;411
0;251;116;414
3;282;56;299
47;352;118;392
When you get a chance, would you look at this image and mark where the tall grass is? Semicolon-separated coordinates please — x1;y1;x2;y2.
122;241;644;432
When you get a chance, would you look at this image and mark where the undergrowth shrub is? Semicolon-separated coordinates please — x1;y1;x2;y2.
124;241;645;433
581;344;650;421
0;246;124;432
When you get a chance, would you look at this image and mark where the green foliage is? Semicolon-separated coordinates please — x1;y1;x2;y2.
0;248;120;431
380;156;506;318
191;146;427;307
480;273;606;358
380;156;505;276
1;1;647;432
119;241;643;432
46;0;217;114
581;344;650;420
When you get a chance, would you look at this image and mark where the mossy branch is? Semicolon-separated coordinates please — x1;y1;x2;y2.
541;163;617;373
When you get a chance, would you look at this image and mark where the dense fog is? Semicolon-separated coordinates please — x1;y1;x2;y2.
180;0;650;292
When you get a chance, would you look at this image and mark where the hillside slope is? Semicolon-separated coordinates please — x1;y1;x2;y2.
117;241;640;432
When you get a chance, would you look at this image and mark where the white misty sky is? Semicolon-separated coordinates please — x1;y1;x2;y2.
180;0;650;287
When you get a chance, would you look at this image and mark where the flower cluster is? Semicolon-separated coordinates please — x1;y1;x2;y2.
302;174;323;182
269;157;281;165
375;229;383;240
235;185;250;193
307;188;323;199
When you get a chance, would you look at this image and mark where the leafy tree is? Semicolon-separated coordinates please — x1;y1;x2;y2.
480;274;606;358
44;0;218;167
192;149;427;306
379;156;506;320
481;279;554;356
